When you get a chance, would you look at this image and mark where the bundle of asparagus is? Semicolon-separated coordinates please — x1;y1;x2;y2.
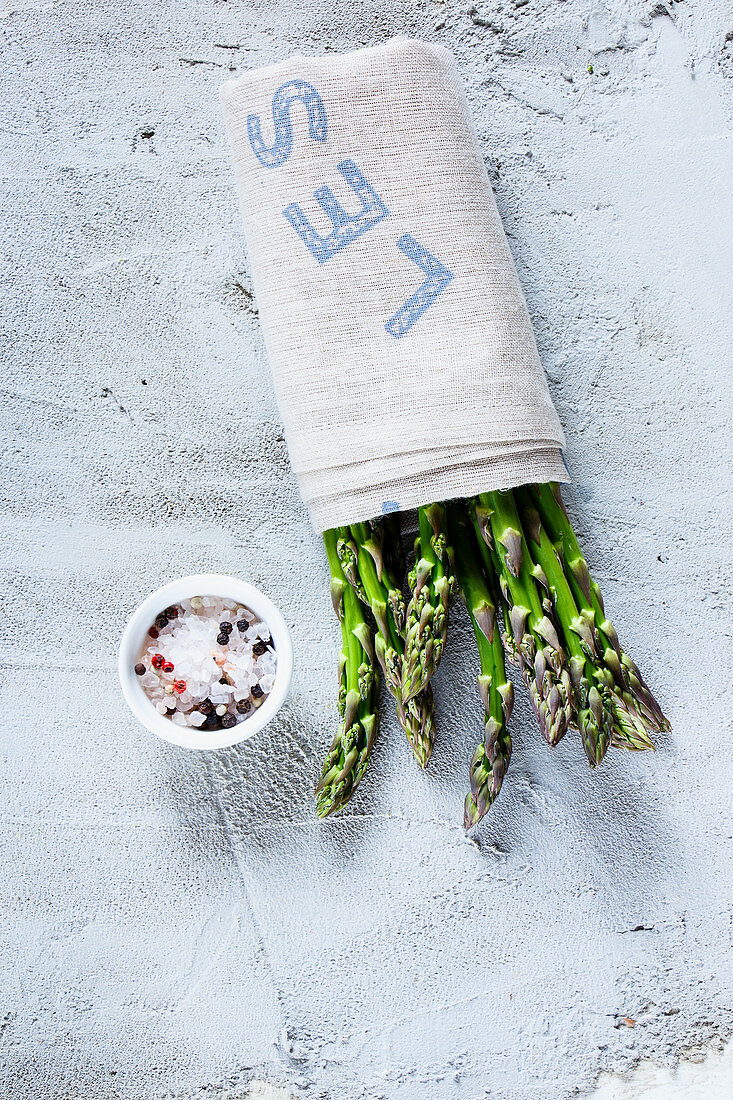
317;484;669;826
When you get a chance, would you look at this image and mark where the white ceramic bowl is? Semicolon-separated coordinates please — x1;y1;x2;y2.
118;573;293;750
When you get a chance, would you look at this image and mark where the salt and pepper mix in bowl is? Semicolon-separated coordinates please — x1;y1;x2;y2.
135;597;277;732
119;575;293;750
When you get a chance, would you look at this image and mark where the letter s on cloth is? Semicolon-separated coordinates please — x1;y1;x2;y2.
247;80;328;168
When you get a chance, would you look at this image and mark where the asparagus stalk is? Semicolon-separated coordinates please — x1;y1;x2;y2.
476;490;574;748
530;483;668;738
520;490;656;754
353;517;407;636
469;509;521;668
317;529;379;817
396;686;437;770
342;521;436;768
447;503;513;828
513;492;614;767
401;503;456;702
380;513;407;601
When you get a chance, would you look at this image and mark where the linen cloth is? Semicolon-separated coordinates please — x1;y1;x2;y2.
221;37;568;531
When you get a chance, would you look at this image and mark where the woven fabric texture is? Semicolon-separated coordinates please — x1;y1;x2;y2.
221;37;568;531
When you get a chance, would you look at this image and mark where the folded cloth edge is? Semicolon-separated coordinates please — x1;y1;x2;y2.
306;446;569;532
297;439;565;495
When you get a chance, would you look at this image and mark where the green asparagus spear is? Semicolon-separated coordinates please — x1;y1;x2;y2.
447;503;513;827
401;503;456;702
317;529;380;817
342;522;436;768
476;491;574;748
520;489;656;754
375;514;408;626
530;483;668;738
514;491;615;767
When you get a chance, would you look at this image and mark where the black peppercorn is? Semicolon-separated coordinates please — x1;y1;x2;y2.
134;662;146;676
252;640;267;656
251;683;264;699
198;699;213;715
165;605;179;620
216;632;229;646
155;613;168;630
203;713;219;729
236;619;248;633
219;621;233;634
236;699;250;714
221;713;236;729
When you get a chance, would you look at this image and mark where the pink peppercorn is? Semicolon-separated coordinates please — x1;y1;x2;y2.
162;661;174;673
152;654;164;670
172;680;186;694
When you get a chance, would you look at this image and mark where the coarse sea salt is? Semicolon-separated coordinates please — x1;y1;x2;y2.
135;597;277;731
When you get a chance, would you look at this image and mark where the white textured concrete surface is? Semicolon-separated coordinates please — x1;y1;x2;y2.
591;1037;733;1098
1;2;732;1098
